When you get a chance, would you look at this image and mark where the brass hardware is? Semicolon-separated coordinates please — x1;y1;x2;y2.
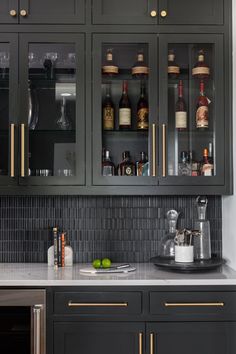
9;9;17;17
150;10;157;17
68;301;128;307
139;333;143;354
10;124;15;178
20;9;27;17
150;333;154;354
164;302;225;307
162;124;166;177
160;10;168;18
152;123;156;177
33;305;43;354
21;124;25;177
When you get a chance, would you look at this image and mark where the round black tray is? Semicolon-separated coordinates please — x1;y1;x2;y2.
150;256;226;273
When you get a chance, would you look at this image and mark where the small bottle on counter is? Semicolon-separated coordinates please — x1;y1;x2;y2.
48;229;73;267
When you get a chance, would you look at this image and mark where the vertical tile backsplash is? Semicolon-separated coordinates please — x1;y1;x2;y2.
0;196;222;263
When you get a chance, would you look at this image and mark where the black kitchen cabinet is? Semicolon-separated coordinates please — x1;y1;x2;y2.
0;0;18;23
54;322;145;354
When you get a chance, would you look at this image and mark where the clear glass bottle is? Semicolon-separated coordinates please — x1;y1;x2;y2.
194;196;211;260
160;210;179;258
102;150;115;176
178;151;191;176
136;152;149;176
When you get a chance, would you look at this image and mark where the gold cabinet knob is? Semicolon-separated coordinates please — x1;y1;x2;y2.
150;10;157;17
20;9;27;17
160;10;168;18
9;9;17;17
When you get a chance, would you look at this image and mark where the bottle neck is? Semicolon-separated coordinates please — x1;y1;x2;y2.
178;81;183;98
200;82;205;96
198;53;204;62
106;51;113;62
122;81;128;95
137;53;144;62
168;54;175;62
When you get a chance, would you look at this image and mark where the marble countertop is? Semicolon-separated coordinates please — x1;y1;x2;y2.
0;263;235;286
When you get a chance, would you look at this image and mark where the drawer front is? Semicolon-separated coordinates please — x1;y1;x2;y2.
150;292;236;320
54;292;142;315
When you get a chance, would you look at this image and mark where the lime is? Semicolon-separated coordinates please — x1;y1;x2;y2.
92;259;101;269
102;258;111;269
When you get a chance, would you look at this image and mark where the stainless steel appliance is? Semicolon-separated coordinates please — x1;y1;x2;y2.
0;289;46;354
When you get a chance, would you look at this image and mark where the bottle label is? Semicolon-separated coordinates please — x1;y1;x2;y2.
196;106;209;128
202;163;213;176
132;66;149;75
192;66;210;76
137;107;149;129
168;54;175;61
125;166;133;176
168;65;180;74
138;54;144;62
103;107;114;130
107;53;113;61
175;111;187;129
119;108;131;126
102;65;119;74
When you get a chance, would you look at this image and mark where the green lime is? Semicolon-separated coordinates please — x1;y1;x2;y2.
92;259;101;269
102;258;111;269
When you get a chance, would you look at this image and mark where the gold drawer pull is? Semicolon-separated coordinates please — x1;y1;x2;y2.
10;124;15;177
68;301;128;307
150;333;154;354
164;302;225;307
139;333;143;354
152;123;156;177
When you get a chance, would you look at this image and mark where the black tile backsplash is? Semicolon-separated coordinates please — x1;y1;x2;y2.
0;196;222;263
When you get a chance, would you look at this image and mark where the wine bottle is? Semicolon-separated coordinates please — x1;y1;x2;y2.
119;81;131;130
103;85;115;130
168;49;180;78
132;51;149;77
175;80;187;130
137;82;149;130
192;49;210;79
196;81;209;130
102;48;119;76
200;148;213;176
102;150;115;176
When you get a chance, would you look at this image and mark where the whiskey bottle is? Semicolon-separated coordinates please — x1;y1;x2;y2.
196;81;209;130
200;148;213;176
192;49;210;79
132;51;149;77
102;150;115;176
168;49;180;78
103;85;115;130
175;80;187;130
137;82;149;130
118;151;135;176
119;81;131;130
136;152;149;176
178;151;191;176
102;48;119;76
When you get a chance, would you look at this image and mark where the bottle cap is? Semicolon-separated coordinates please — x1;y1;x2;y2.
122;151;130;159
105;150;110;159
203;148;208;157
180;151;188;161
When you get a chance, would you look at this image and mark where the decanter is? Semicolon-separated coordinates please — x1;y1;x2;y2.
160;209;179;258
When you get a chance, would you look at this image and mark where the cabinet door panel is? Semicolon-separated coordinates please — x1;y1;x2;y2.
20;0;85;24
159;0;223;25
0;0;18;23
54;322;145;354
93;0;158;24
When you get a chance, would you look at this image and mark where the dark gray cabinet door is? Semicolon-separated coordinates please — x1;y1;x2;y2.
158;0;224;25
19;0;85;24
93;0;158;24
0;0;18;23
54;322;145;354
147;322;236;354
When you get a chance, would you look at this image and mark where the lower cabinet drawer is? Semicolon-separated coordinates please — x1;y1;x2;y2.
54;291;142;315
150;292;236;320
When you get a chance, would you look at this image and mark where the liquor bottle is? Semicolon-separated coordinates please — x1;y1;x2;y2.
136;152;149;176
192;49;210;79
200;148;214;176
178;151;191;176
102;48;119;76
190;151;200;177
132;51;149;77
118;151;136;176
102;150;115;176
208;142;214;173
196;81;209;130
137;82;149;130
168;49;180;78
103;85;115;130
119;81;132;130
175;80;187;130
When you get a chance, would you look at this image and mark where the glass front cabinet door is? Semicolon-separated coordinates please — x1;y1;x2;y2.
19;34;85;186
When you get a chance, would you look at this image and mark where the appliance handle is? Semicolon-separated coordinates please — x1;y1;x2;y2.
33;305;43;354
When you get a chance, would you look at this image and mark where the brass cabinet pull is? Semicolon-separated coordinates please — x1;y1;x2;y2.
10;124;15;177
139;333;143;354
68;301;128;307
33;305;43;354
160;10;168;18
20;124;25;177
150;333;154;354
152;123;156;177
164;302;225;307
150;10;157;17
20;9;27;17
162;124;166;177
9;9;17;17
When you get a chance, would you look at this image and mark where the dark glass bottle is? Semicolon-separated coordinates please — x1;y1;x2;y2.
103;85;115;130
137;82;149;130
200;148;213;176
136;152;149;176
192;49;210;79
102;150;115;176
196;80;209;130
119;81;131;130
168;49;180;78
175;80;187;131
118;151;136;176
132;51;149;77
102;48;119;76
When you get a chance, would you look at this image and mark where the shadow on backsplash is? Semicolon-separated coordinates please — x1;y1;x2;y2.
0;196;222;263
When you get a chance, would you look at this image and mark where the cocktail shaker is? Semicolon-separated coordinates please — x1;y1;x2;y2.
194;196;211;260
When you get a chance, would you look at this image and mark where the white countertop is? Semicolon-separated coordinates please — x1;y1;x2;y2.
0;263;235;286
